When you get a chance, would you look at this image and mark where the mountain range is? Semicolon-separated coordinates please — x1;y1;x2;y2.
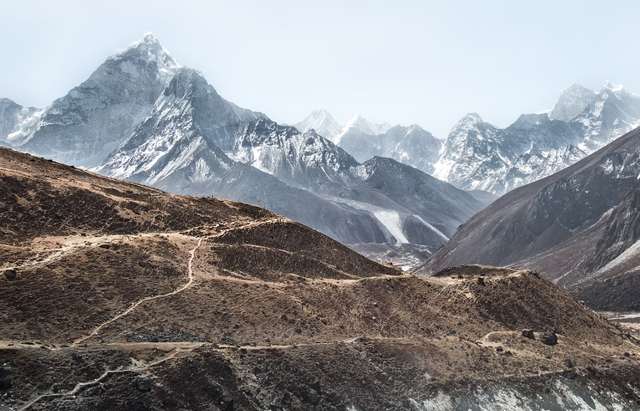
295;110;443;175
417;125;640;311
0;34;484;263
5;33;640;277
296;82;640;196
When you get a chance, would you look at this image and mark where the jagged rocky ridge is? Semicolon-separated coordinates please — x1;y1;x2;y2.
417;125;640;311
0;34;483;252
296;110;442;176
433;82;640;195
297;82;640;196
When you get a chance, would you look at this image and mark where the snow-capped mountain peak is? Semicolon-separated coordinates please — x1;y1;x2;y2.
112;32;181;79
8;33;183;168
549;83;597;122
464;112;483;121
346;114;392;135
333;114;392;144
454;113;486;130
602;80;626;93
294;109;342;140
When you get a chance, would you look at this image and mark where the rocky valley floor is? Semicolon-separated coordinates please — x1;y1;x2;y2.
1;148;640;410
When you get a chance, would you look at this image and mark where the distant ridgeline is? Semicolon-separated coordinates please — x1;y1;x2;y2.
296;83;640;196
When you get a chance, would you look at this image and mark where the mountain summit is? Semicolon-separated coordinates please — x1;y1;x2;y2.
293;109;342;140
333;114;392;144
549;83;597;122
117;31;181;75
8;33;182;168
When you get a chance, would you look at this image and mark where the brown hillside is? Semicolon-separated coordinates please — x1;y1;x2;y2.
0;147;639;410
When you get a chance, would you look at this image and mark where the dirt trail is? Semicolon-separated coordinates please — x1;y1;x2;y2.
205;268;412;288
1;336;392;354
72;237;203;346
4;232;160;272
4;217;281;273
17;347;188;411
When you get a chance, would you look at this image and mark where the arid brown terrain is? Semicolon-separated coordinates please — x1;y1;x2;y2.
1;146;640;410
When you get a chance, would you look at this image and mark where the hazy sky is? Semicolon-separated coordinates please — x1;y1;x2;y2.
2;0;639;138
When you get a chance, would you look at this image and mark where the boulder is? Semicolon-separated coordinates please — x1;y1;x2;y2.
522;329;535;339
0;366;13;389
0;366;13;382
3;270;16;281
309;378;321;392
539;331;558;346
270;393;285;409
134;375;152;392
220;393;234;410
307;389;321;405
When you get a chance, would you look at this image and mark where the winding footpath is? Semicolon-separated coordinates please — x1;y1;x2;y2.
73;237;203;346
17;349;184;411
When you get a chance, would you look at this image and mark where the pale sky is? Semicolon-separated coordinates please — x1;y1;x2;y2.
2;0;639;138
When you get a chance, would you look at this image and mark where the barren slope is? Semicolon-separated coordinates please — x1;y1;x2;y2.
1;147;639;410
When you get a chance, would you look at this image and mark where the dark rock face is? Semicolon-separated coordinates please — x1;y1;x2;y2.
577;270;640;311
